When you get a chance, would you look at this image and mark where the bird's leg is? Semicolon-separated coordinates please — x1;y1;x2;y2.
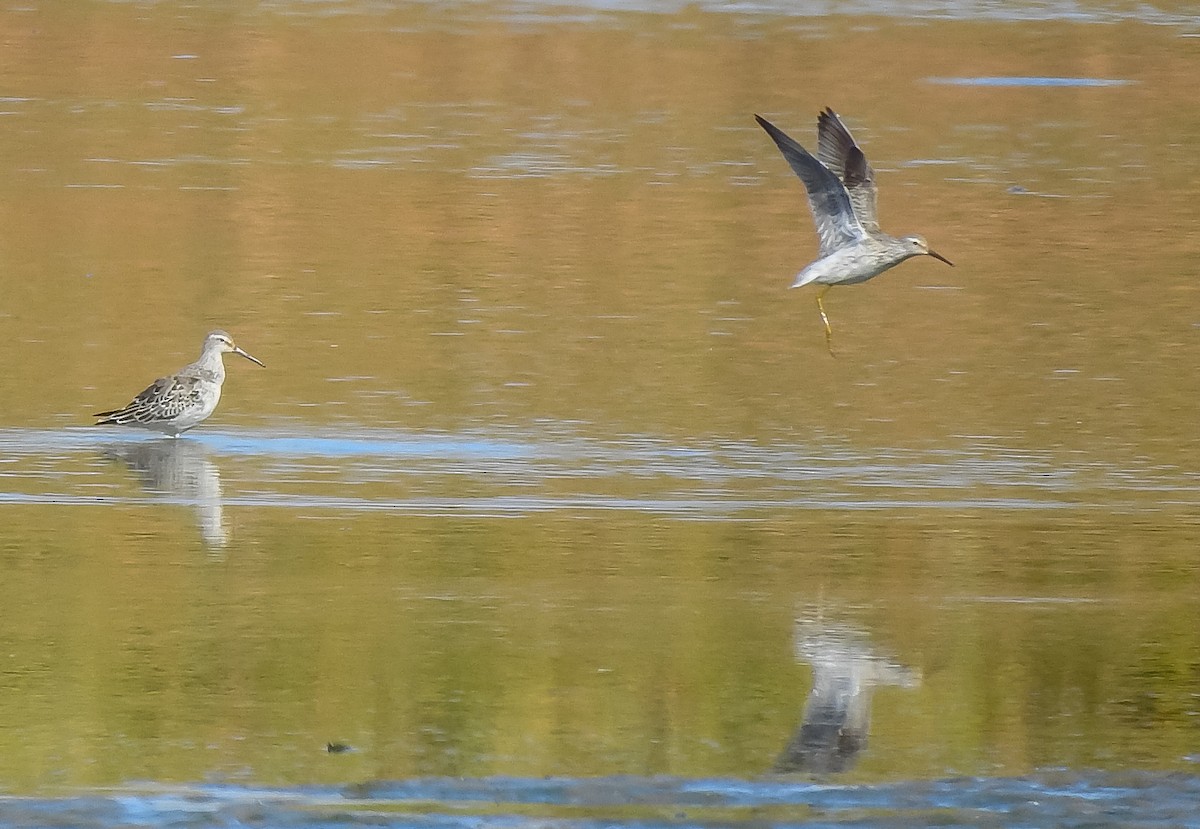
816;286;835;356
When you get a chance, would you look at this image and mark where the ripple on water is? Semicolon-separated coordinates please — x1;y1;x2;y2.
926;76;1133;87
3;772;1198;828
0;427;1195;515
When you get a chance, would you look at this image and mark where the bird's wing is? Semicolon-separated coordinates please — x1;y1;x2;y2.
755;114;865;255
815;107;880;233
95;374;203;424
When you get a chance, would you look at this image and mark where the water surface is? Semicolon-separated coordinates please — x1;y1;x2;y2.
0;0;1198;825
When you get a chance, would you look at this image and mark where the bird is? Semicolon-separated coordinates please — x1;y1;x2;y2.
94;330;265;437
755;108;953;352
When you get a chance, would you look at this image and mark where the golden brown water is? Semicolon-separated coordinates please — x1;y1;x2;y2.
0;0;1198;812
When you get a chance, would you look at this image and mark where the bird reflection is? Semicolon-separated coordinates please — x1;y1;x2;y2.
102;439;229;549
773;616;919;775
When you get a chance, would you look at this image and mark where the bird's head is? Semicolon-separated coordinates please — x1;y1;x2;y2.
901;236;953;266
204;330;265;367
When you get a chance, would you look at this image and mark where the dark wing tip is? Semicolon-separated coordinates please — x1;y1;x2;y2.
754;113;800;148
754;114;790;149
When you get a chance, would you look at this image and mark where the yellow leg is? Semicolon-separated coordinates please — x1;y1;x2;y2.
815;286;835;356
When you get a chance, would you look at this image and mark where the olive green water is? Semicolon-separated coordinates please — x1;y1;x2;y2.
0;0;1198;799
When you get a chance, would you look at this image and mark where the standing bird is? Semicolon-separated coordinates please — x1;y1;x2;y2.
755;109;953;352
94;330;265;437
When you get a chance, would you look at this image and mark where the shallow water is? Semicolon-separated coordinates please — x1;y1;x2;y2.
5;772;1200;828
1;0;1199;825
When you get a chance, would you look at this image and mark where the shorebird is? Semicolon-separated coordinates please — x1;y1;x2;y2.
94;330;265;437
755;109;953;351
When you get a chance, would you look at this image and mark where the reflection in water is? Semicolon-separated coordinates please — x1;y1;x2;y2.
102;439;229;548
774;616;920;774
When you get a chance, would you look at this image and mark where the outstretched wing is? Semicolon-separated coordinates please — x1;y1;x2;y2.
815;107;879;233
95;374;203;425
755;114;865;255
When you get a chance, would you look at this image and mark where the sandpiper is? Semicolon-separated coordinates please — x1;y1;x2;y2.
94;330;265;437
756;109;953;351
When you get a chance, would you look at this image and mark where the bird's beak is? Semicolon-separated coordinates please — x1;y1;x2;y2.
235;347;266;368
928;249;954;267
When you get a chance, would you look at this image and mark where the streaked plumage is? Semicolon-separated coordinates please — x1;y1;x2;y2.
94;330;264;437
756;108;953;351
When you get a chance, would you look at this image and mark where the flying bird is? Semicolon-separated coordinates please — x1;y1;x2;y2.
756;109;953;352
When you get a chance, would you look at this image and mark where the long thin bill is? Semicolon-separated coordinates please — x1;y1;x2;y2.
928;249;954;267
235;347;266;367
